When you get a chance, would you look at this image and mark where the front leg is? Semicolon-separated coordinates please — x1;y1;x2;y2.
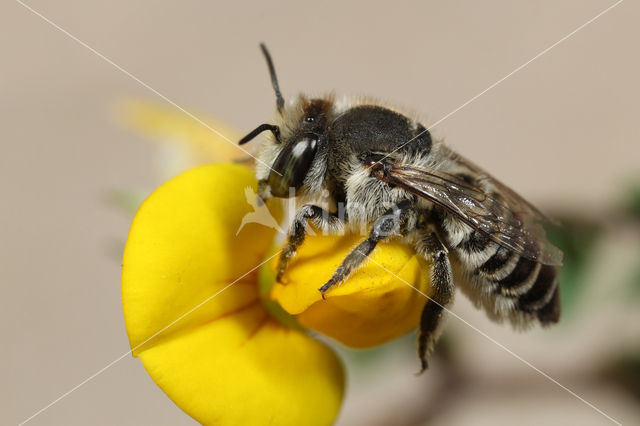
276;205;343;282
319;200;414;297
413;232;454;372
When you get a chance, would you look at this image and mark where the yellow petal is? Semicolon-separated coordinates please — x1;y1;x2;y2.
122;164;274;351
271;233;433;348
122;164;344;425
138;307;344;426
119;99;244;164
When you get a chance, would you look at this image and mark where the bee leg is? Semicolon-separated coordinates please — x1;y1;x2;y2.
319;200;413;297
276;205;343;282
413;232;454;373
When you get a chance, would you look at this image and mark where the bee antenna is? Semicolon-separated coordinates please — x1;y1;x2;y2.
238;123;281;145
260;43;285;114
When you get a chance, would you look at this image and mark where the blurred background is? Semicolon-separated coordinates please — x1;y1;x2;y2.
2;0;639;424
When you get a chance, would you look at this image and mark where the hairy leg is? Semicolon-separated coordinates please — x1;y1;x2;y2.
318;200;414;297
413;232;455;372
276;205;343;282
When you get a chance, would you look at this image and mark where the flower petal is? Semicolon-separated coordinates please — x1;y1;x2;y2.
122;164;344;425
120;99;244;165
122;164;275;351
271;233;433;348
137;307;344;426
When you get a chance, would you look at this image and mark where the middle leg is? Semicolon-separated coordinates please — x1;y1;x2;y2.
319;200;415;296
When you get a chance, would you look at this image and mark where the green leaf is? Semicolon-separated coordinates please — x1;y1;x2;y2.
545;218;602;317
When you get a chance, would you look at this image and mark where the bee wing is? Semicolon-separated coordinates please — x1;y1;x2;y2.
374;157;563;265
447;151;559;225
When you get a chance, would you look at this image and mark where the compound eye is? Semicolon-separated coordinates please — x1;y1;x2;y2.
268;134;318;198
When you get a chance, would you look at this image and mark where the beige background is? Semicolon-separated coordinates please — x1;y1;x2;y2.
2;1;639;425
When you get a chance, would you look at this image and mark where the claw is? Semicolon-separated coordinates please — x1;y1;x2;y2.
318;279;335;300
415;359;428;376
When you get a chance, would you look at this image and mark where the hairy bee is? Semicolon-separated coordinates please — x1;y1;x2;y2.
239;44;562;371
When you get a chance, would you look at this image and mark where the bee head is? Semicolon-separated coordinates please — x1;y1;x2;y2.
238;44;332;199
266;98;331;197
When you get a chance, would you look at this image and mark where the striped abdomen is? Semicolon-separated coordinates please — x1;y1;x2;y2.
444;219;560;326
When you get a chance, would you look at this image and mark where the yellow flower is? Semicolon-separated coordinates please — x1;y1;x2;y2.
270;234;432;348
122;162;432;425
119;99;245;174
122;164;343;425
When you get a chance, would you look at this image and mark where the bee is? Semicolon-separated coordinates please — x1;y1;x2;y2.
239;44;563;371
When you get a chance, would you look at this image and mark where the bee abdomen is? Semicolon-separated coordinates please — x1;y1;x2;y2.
498;257;541;296
447;223;560;325
489;254;560;324
478;246;519;280
517;264;560;322
453;230;499;269
532;280;561;324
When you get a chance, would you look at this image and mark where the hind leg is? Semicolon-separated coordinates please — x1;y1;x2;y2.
413;232;455;372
